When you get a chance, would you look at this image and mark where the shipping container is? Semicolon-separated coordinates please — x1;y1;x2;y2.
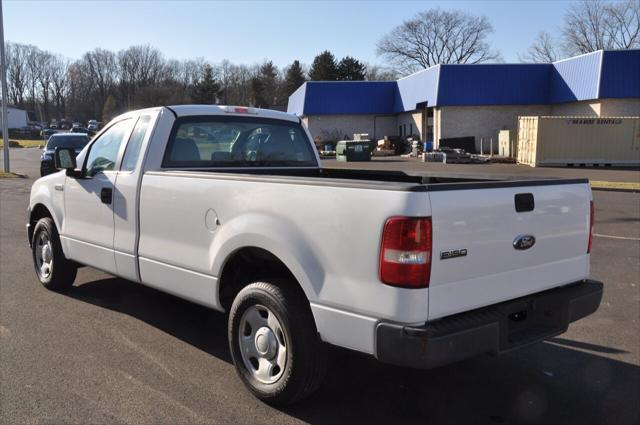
517;116;640;167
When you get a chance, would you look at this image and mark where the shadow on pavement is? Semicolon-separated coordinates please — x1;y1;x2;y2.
68;277;639;425
68;277;232;364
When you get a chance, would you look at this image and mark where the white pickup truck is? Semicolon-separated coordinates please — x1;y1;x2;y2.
28;105;603;405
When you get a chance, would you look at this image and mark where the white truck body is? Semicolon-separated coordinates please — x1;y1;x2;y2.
28;105;602;392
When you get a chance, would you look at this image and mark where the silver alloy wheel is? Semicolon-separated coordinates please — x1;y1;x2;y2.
35;231;54;279
238;304;287;384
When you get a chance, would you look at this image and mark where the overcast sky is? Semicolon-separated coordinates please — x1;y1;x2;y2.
5;0;588;67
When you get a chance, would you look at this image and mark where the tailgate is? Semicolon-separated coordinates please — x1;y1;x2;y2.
428;181;592;320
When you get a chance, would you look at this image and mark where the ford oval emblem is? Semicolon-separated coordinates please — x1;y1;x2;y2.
513;234;536;250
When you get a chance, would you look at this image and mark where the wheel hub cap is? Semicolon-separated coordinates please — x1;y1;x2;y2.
35;232;53;279
238;304;287;384
254;327;277;359
42;245;52;263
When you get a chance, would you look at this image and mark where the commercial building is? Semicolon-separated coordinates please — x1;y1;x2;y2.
287;49;640;153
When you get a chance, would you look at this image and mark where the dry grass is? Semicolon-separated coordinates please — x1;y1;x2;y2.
0;139;45;148
0;171;25;178
590;180;640;191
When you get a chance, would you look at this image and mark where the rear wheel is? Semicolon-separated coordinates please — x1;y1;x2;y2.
228;280;327;405
32;217;77;291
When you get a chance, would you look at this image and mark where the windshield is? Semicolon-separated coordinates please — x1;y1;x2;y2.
46;135;90;150
163;116;317;168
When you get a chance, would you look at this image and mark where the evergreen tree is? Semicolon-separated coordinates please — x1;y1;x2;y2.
192;64;220;104
259;61;278;106
250;76;268;107
337;56;367;81
284;60;306;98
308;51;338;81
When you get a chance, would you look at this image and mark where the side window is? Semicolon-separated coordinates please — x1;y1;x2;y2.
121;115;151;171
85;119;132;176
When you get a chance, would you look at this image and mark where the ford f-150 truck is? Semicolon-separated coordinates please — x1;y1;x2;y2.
28;105;603;405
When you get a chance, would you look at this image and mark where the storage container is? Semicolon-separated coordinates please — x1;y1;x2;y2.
517;116;640;167
336;140;372;162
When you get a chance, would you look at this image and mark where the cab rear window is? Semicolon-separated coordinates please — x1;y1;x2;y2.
162;116;317;168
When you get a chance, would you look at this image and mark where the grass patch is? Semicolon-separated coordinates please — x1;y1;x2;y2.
590;180;640;191
0;139;45;148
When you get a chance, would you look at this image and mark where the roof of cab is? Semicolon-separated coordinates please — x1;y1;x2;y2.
167;105;300;122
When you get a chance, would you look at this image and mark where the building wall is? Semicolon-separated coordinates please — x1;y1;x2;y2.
303;114;397;142
599;98;640;116
303;97;640;150
551;100;601;116
396;111;423;139
435;104;551;152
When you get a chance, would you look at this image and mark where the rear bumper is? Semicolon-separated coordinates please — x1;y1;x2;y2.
375;279;603;369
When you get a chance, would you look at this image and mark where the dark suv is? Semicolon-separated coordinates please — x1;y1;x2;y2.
40;133;90;176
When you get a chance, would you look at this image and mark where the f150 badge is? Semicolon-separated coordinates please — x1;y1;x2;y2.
513;234;536;250
440;249;467;260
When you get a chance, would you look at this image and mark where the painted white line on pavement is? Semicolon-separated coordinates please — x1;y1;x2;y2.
594;233;640;241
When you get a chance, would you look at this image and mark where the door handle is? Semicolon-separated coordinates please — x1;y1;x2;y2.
100;187;113;204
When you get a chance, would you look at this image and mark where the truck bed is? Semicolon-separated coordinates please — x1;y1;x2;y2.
157;167;588;192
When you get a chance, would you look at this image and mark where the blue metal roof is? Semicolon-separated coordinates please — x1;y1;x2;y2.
394;66;440;111
549;51;602;103
287;49;640;116
287;81;397;115
599;50;640;99
436;63;550;106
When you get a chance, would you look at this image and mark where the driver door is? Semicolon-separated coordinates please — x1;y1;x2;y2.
61;119;133;274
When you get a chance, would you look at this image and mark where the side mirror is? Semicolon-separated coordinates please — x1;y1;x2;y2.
54;147;80;177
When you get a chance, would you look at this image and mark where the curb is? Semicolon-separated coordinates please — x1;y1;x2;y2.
590;181;640;193
591;186;640;193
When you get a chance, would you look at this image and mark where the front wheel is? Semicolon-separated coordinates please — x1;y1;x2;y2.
32;217;77;291
228;280;327;405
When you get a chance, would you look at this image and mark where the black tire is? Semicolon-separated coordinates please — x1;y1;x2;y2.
228;280;327;405
31;217;77;291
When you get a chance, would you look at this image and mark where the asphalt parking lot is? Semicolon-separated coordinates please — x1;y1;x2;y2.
1;148;639;425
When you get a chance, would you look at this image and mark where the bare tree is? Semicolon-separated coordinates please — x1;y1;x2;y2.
118;45;165;109
520;32;561;63
84;49;118;104
50;55;69;118
563;0;640;55
364;64;398;81
377;8;501;74
24;45;44;112
5;42;28;107
36;51;54;121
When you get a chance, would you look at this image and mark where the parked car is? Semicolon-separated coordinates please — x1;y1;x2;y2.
39;133;90;176
87;120;100;131
28;105;603;405
70;127;90;134
40;128;57;138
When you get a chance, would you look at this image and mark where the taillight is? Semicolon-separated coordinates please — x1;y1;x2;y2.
588;201;594;253
379;217;432;288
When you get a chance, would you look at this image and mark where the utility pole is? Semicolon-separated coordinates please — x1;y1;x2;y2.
0;0;10;172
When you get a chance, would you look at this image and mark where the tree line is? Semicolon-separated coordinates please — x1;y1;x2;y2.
4;44;393;124
4;0;638;123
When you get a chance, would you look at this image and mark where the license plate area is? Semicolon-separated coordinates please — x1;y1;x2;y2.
498;294;569;351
